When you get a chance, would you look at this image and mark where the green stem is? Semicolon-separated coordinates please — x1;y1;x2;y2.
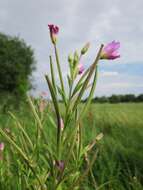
27;96;48;145
8;112;34;150
79;64;98;119
50;55;57;95
58;45;103;186
70;150;99;190
64;55;83;130
45;75;61;157
72;45;103;113
54;45;65;96
64;79;73;129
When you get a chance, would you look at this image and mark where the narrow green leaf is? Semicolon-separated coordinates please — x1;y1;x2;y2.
45;75;60;125
54;45;65;97
67;74;71;87
72;44;103;112
8;111;34;150
0;127;29;163
57;85;67;106
79;64;98;119
72;82;83;98
70;150;99;189
27;96;43;130
71;69;89;98
50;55;57;95
45;75;61;154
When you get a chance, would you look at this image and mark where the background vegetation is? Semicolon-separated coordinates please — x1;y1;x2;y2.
0;33;36;110
0;32;142;190
0;103;143;190
83;94;143;103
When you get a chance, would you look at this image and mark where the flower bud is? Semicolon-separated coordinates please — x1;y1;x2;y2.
78;63;84;75
48;24;59;45
81;42;90;55
73;51;79;65
55;160;65;172
68;53;73;64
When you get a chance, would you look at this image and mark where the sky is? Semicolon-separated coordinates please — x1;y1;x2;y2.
0;0;143;97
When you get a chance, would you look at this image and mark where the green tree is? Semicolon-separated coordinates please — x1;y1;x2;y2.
120;94;135;102
109;94;121;103
136;94;143;102
0;33;36;110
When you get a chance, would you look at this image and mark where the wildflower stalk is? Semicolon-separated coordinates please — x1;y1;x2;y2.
27;96;48;146
0;128;43;188
79;64;98;119
63;54;82;131
77;123;82;162
64;44;103;133
45;75;61;157
72;44;103;112
71;62;95;98
63;78;74;130
0;128;29;162
58;45;103;186
70;150;99;189
0;117;46;189
0;23;121;189
8;111;34;150
56;126;78;188
54;45;66;102
27;96;43;131
50;55;57;95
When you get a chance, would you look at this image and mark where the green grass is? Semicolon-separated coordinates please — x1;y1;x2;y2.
0;103;143;190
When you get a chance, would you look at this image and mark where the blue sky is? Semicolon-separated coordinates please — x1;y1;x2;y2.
0;0;143;96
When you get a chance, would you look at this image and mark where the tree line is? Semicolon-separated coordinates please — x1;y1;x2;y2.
83;94;143;103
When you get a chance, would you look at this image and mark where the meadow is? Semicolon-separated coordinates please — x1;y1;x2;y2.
0;103;143;190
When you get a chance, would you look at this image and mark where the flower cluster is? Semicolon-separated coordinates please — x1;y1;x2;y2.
48;24;59;44
0;24;121;190
48;25;120;78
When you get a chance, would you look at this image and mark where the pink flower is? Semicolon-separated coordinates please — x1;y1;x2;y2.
60;118;64;131
0;142;4;151
48;24;59;44
48;24;59;35
55;160;65;172
78;63;84;74
100;41;120;60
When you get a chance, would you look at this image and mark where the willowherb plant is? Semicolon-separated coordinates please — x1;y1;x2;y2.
0;24;120;190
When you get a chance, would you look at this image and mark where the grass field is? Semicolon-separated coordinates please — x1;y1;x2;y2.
0;103;143;190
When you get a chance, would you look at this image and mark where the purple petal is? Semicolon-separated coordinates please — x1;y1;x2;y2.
101;41;120;60
0;143;4;151
56;160;65;171
48;24;59;35
78;63;84;74
109;54;120;59
104;41;120;53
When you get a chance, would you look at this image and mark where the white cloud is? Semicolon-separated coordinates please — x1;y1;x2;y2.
102;82;143;89
100;71;119;77
0;0;143;96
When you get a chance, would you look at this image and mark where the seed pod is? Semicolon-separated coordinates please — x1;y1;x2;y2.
81;42;90;55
